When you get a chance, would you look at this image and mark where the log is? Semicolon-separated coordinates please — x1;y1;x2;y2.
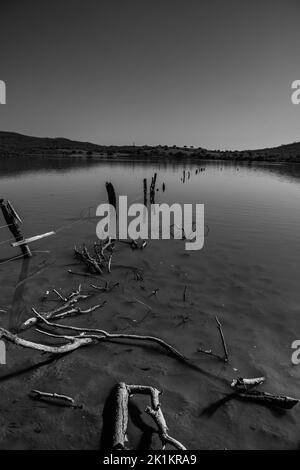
112;382;129;450
0;199;32;258
111;383;187;450
237;390;299;409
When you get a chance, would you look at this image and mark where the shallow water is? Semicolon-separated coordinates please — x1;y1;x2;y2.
0;157;299;449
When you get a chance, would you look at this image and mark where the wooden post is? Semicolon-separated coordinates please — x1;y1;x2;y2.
105;182;116;209
0;199;32;258
150;172;157;204
143;178;147;206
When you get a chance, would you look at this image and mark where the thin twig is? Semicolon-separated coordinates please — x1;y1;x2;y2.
215;315;229;362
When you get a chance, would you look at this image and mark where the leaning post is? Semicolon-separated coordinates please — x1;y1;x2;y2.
0;199;32;258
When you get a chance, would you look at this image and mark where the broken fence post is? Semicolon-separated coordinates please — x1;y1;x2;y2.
0;199;32;258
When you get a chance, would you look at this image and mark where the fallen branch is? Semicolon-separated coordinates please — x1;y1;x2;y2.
30;389;80;407
20;284;91;330
231;377;265;390
237;390;299;410
0;326;93;354
32;301;106;321
197;316;229;363
111;382;186;450
30;314;185;361
215;316;229;362
74;245;103;274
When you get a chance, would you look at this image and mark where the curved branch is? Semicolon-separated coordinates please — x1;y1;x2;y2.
0;327;93;354
33;313;185;360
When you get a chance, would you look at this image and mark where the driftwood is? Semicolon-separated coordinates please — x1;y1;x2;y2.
197;315;229;363
20;284;104;331
30;389;80;407
75;242;114;274
111;382;186;450
112;382;130;449
11;231;55;247
0;326;93;354
215;316;229;362
230;377;298;409
75;245;103;274
0;199;32;258
237;390;299;409
231;377;265;390
30;313;185;360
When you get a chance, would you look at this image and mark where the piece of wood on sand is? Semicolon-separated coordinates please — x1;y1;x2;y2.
11;231;55;247
111;382;186;450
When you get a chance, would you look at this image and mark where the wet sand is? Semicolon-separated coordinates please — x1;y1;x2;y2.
0;227;299;450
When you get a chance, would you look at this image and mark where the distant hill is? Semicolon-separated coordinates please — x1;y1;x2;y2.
0;131;300;162
0;131;104;155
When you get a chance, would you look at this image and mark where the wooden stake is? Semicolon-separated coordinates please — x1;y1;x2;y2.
105;182;116;209
143;178;147;206
0;199;32;258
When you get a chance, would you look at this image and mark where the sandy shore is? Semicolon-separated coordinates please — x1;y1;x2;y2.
0;213;299;450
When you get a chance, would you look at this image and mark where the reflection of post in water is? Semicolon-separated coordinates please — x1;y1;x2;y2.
9;257;31;332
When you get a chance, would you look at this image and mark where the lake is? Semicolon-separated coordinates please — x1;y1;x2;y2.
0;157;299;449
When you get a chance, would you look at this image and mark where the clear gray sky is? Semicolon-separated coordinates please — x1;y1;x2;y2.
0;0;300;150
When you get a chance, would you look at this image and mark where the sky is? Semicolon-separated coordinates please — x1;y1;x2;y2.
0;0;300;150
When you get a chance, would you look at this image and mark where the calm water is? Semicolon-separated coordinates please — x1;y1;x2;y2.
0;157;300;449
1;157;300;270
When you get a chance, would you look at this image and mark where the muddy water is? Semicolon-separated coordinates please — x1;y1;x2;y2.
0;157;299;449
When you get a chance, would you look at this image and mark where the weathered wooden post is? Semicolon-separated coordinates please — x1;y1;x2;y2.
143;178;147;206
150;172;157;204
0;199;32;258
105;182;116;209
